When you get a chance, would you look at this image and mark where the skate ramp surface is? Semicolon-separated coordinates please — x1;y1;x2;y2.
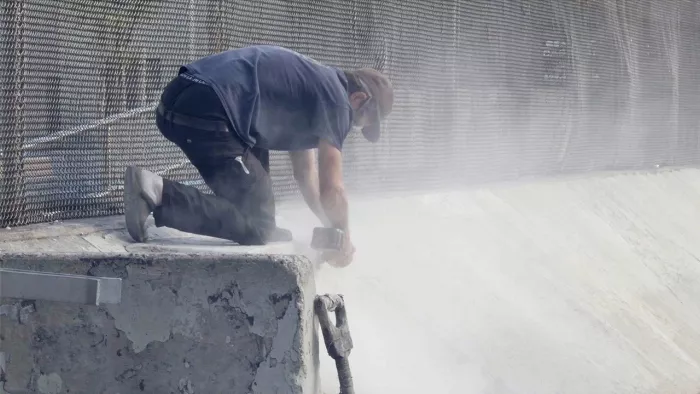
278;168;700;394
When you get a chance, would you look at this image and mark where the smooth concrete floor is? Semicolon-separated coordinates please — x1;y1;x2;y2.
278;168;700;394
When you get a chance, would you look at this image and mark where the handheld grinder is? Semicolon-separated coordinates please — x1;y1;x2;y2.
310;227;345;252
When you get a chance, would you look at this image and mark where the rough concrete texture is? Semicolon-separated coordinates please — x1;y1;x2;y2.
277;168;700;394
0;225;319;394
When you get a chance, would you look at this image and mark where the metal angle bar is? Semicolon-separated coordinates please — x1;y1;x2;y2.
0;102;158;157
79;159;194;199
31;160;200;220
0;268;122;305
20;102;158;151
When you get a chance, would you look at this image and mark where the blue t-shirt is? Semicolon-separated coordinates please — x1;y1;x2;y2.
180;45;353;151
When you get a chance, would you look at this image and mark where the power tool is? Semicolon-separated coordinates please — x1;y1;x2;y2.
310;227;345;252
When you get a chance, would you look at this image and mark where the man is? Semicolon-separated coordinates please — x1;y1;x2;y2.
124;45;394;267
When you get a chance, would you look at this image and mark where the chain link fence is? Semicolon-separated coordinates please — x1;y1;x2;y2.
2;0;700;227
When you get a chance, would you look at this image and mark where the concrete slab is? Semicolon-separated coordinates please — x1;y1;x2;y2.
5;167;700;394
276;168;700;394
0;221;319;393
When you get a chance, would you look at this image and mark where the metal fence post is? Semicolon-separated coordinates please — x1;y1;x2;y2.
0;0;26;228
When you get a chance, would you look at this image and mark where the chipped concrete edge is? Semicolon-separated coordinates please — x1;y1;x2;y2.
0;251;316;281
0;251;320;394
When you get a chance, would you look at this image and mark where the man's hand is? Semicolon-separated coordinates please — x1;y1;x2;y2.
322;232;355;267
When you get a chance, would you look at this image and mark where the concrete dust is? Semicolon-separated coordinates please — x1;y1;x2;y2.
277;168;700;394
36;373;63;394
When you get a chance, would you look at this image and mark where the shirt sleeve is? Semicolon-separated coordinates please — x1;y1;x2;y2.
312;102;352;151
306;67;353;151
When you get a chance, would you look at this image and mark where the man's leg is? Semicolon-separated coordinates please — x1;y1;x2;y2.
125;74;290;244
200;147;292;243
125;119;282;245
251;146;270;173
243;145;293;240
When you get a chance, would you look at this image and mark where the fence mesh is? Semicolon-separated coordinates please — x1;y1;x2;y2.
2;0;700;227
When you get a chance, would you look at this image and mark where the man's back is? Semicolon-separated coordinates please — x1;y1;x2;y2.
181;45;352;151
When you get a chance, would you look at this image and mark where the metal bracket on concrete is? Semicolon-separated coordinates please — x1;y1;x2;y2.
0;268;122;305
315;294;354;394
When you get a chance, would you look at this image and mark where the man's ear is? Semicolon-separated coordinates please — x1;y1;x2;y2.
349;91;368;109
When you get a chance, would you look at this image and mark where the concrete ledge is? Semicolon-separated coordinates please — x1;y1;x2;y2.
0;252;319;394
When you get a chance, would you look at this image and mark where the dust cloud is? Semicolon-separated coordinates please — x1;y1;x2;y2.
276;170;700;393
277;194;492;394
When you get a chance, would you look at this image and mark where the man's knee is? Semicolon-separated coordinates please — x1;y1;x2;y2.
237;218;274;246
237;218;291;245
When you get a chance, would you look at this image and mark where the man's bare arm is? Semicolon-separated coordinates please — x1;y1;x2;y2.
290;149;329;226
317;139;349;233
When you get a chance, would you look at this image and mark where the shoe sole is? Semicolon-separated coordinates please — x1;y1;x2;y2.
124;166;149;243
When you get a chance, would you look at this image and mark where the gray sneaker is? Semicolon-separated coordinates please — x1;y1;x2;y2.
124;166;156;242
